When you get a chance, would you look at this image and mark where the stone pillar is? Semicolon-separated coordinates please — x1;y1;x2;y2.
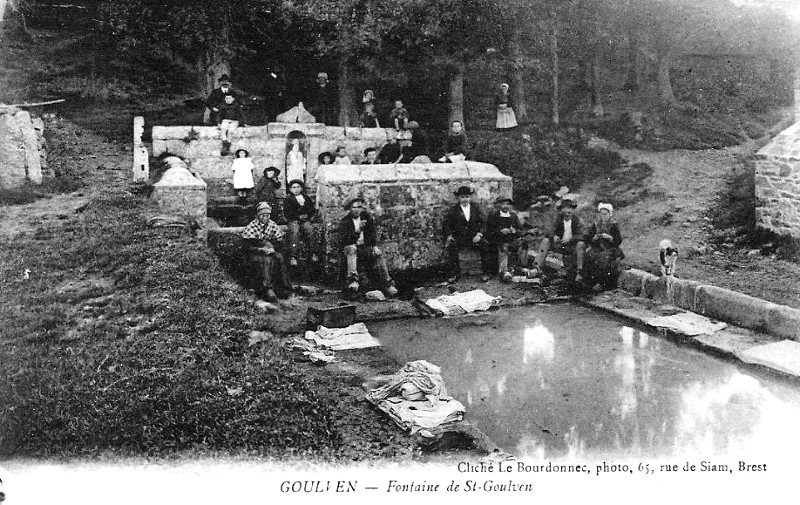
133;116;149;183
0;108;43;188
149;156;207;225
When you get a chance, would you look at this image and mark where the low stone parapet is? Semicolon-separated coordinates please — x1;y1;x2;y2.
618;268;800;341
150;123;398;193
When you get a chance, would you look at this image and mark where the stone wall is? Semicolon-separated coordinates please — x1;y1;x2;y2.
754;122;800;238
149;156;208;224
150;123;395;194
0;108;44;189
315;161;512;275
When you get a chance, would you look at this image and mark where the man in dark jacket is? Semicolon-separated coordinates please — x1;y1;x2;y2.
443;186;490;283
205;74;246;155
339;198;397;296
485;196;522;281
534;196;587;284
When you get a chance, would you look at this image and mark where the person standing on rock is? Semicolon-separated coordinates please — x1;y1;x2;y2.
311;72;336;126
338;198;398;297
242;202;291;303
284;179;319;268
206;74;245;156
495;83;518;130
231;149;255;200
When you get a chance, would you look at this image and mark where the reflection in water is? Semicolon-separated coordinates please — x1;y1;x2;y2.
497;375;507;397
523;320;555;364
370;305;800;460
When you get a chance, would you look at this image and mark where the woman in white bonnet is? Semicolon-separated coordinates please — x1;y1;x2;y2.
495;83;518;130
583;202;625;292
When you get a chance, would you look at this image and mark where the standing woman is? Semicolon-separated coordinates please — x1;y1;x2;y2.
231;149;255;200
495;83;518;131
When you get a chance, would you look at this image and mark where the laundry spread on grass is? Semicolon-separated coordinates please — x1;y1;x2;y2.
287;337;336;363
424;289;501;316
646;311;727;336
366;360;466;434
305;322;381;350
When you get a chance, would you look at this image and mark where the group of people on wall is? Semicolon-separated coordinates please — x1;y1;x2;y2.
204;72;518;156
240;180;625;302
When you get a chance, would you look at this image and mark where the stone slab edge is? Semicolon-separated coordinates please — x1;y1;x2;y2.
581;290;800;380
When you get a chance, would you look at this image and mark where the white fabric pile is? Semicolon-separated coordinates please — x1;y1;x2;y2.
424;289;500;316
305;322;381;350
646;312;727;336
366;360;466;434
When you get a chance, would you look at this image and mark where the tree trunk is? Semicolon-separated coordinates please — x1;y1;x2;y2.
202;53;231;97
338;58;354;127
509;27;528;123
656;49;675;105
625;28;642;93
590;57;603;116
550;13;559;126
448;59;466;127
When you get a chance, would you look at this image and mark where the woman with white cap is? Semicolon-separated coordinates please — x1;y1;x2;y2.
583;202;625;292
495;83;518;130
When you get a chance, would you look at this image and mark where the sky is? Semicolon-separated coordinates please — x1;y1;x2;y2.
730;0;800;21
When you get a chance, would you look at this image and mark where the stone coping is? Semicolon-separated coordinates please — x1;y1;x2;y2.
316;161;512;184
617;268;800;342
756;122;800;160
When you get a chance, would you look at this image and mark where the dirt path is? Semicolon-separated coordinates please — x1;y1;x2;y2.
581;136;800;309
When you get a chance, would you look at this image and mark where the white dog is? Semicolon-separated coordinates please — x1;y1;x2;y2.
659;239;678;277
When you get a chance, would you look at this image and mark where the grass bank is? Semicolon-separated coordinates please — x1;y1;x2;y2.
0;186;410;459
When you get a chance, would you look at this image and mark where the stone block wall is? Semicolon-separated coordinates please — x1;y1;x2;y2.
150;123;396;195
754;122;800;238
0;108;44;189
149;156;208;224
315;161;512;275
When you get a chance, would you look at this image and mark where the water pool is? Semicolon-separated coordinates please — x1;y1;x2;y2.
369;303;800;460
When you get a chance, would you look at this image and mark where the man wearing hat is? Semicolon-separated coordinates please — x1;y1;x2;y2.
534;196;587;284
205;74;245;156
443;186;491;283
284;179;318;267
242;202;290;302
485;196;522;282
338;198;398;297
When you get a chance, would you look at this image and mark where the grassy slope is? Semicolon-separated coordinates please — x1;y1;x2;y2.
0;31;413;460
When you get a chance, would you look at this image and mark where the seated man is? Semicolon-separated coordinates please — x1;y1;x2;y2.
339;197;398;297
241;202;291;302
534;197;586;284
205;74;245;156
444;186;491;283
485;196;522;282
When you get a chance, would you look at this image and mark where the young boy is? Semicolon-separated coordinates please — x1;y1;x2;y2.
390;99;408;131
283;179;318;268
485;197;522;281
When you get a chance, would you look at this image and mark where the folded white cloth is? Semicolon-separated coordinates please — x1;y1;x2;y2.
306;323;381;350
425;289;500;316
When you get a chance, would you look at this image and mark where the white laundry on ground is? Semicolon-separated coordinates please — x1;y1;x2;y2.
305;322;381;350
646;311;727;336
366;360;466;434
425;289;501;316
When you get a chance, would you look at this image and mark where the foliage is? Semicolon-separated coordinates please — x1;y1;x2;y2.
469;127;624;207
